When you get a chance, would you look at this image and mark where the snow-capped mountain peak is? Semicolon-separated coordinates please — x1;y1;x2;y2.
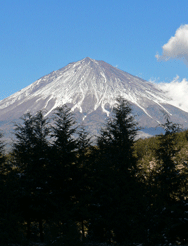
0;57;188;139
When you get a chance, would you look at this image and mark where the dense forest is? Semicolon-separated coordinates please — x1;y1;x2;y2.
1;98;188;246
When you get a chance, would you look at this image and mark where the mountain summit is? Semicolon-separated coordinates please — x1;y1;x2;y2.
0;57;188;139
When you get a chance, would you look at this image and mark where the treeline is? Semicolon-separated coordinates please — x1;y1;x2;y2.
1;98;188;245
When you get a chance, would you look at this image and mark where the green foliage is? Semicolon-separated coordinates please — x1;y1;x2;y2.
145;115;186;245
48;106;89;243
0;131;27;245
154;115;182;200
88;97;146;244
49;105;78;212
2;102;188;245
12;111;51;242
44;220;82;246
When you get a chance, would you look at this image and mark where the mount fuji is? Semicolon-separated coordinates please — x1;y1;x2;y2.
1;57;188;141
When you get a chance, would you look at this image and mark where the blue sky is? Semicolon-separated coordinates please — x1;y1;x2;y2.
1;0;188;100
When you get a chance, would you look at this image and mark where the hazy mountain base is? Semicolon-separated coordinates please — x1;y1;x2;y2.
1;100;187;152
0;118;160;149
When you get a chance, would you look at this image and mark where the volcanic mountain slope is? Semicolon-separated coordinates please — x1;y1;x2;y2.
0;57;188;140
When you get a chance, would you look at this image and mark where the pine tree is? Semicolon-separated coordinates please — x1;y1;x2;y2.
155;114;182;201
12;111;51;242
89;97;145;245
74;126;92;241
150;114;183;244
0;131;8;244
50;105;78;207
48;105;81;245
0;131;26;245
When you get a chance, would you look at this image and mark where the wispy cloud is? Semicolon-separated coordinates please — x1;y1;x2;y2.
158;76;188;112
156;24;188;65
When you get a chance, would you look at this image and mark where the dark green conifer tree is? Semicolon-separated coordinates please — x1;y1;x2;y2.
50;105;78;210
89;97;146;245
155;115;182;201
12;111;51;242
0;131;25;245
0;131;9;245
150;114;183;244
48;105;82;245
73;126;92;242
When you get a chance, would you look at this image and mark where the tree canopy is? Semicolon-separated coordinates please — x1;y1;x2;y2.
1;101;188;245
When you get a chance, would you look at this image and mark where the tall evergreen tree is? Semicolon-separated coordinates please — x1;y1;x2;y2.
73;126;92;242
89;97;145;245
12;111;51;242
0;131;8;245
48;105;81;245
155;114;182;201
149;114;183;244
50;105;78;206
0;131;25;245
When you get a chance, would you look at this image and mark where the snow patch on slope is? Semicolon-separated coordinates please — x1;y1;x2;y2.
0;57;186;127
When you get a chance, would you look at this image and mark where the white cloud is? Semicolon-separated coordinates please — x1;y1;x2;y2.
158;76;188;112
156;24;188;64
